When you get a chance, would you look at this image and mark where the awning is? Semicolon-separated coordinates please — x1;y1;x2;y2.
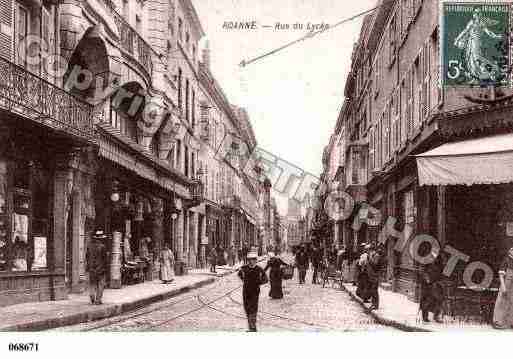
416;133;513;186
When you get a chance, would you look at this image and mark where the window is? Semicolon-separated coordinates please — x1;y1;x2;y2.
0;160;50;273
122;0;129;20
178;18;183;41
150;135;159;158
414;54;422;130
176;139;182;170
185;79;189;123
421;42;430;121
41;6;55;82
14;2;28;68
136;14;142;35
168;145;175;168
191;151;195;179
184;146;189;177
177;68;182;110
404;190;415;224
191;89;196;130
389;13;397;66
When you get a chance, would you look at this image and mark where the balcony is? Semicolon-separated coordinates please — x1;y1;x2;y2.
103;1;154;77
0;57;94;141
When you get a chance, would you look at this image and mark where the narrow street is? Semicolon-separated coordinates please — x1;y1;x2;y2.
56;260;394;332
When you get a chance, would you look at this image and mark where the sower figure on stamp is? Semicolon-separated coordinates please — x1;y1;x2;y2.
238;250;268;332
86;231;109;305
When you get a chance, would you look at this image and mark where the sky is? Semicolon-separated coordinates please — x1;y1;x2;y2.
191;0;377;213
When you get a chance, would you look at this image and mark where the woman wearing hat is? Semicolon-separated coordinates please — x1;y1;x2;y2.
493;247;513;329
159;244;175;284
238;250;268;332
264;253;289;299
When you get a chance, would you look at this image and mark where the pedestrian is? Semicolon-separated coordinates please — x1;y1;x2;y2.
355;244;370;301
229;245;236;267
159;244;175;284
295;245;309;284
419;253;444;323
493;246;513;329
264;253;289;299
238;250;268;332
311;245;322;284
238;247;243;264
365;249;382;311
85;230;109;305
208;246;217;273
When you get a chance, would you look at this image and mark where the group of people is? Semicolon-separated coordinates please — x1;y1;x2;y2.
354;244;383;311
86;230;177;305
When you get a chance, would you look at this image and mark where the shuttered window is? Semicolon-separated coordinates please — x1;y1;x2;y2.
0;0;12;60
14;2;28;68
41;6;55;82
422;42;430;121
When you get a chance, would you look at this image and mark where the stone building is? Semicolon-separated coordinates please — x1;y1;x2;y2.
0;0;264;306
322;0;513;316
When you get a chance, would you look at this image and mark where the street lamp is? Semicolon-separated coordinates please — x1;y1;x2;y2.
110;180;120;203
169;186;181;220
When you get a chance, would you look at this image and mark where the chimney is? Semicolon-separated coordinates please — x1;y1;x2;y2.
202;40;211;69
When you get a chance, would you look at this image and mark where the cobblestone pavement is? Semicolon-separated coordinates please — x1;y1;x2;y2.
55;261;395;332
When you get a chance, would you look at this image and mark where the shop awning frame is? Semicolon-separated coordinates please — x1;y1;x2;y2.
416;133;513;186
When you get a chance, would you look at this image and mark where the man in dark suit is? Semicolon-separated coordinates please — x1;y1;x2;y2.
311;246;323;284
86;231;110;305
238;250;268;332
295;245;309;284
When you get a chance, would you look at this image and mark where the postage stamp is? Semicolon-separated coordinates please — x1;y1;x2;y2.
441;2;511;87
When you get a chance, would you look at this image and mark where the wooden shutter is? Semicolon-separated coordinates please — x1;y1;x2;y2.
369;127;375;172
0;0;12;60
41;7;54;82
422;42;430;121
407;69;414;137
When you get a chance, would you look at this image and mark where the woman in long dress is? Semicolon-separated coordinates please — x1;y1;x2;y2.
493;247;513;329
264;254;289;299
160;244;175;284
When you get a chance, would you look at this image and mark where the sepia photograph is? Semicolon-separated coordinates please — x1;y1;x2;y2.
0;0;513;357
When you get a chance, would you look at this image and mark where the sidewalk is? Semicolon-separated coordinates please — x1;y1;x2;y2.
0;274;215;332
0;255;268;332
342;282;494;332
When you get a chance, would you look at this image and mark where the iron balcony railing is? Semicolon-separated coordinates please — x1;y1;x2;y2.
0;56;94;141
104;0;154;77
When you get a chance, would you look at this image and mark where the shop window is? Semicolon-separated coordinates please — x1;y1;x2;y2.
0;160;50;273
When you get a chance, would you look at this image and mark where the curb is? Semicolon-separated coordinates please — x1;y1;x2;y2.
0;277;216;332
340;283;432;332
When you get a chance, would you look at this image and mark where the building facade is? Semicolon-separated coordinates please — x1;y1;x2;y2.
321;0;513;313
0;0;264;306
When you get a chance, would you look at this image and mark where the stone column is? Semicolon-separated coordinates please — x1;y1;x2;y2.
152;197;164;279
191;212;199;268
52;168;70;300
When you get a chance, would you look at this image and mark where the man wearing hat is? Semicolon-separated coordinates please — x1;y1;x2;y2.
86;231;110;305
238;249;268;332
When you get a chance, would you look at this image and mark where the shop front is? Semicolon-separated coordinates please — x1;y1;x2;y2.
415;133;513;317
96;127;193;287
0;108;95;306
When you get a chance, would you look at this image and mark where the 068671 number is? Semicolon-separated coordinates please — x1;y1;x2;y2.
9;343;39;352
